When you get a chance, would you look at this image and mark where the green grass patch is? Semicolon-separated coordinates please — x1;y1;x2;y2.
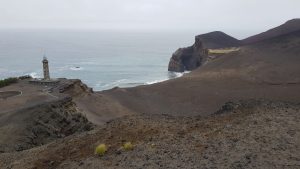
208;47;240;54
0;77;18;88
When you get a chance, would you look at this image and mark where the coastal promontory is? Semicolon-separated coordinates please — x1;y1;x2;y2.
168;31;240;72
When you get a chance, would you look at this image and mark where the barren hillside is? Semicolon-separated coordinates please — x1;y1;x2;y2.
103;30;300;116
242;19;300;44
1;100;299;169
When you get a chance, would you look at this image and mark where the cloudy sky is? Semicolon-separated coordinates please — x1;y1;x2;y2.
0;0;299;37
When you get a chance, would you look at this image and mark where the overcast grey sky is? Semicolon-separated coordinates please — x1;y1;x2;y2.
0;0;299;38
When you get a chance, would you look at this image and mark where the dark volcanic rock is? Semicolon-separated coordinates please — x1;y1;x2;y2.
168;31;240;72
168;19;300;72
0;97;94;153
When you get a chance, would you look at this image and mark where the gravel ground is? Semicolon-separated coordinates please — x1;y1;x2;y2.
0;100;299;169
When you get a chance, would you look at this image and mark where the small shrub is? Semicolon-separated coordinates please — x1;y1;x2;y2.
95;144;107;156
123;142;134;151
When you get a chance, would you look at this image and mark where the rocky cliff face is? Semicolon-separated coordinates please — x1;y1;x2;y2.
57;79;93;96
168;31;240;72
0;97;94;153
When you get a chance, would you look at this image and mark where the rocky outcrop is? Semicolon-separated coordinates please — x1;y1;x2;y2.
168;31;240;72
57;79;93;95
168;46;204;72
0;97;94;153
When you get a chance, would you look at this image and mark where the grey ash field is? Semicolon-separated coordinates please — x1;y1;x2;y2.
1;19;300;169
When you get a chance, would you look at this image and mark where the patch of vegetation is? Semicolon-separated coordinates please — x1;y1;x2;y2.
95;144;107;156
208;47;240;54
0;77;18;88
123;142;134;151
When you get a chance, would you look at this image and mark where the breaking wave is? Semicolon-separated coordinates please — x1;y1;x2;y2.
95;71;191;90
57;65;84;71
28;72;40;78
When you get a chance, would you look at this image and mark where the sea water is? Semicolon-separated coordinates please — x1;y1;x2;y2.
0;29;195;91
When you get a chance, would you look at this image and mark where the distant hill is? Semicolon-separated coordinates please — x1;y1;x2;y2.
242;19;300;44
193;30;300;84
195;31;240;49
168;19;300;72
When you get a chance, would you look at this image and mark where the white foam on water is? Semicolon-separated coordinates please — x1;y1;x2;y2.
82;71;192;91
57;65;84;71
97;79;129;89
76;61;99;65
146;71;191;84
145;79;168;85
57;65;69;71
28;72;40;78
70;66;84;71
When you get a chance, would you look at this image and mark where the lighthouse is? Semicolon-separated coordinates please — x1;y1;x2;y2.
42;56;50;80
29;56;59;85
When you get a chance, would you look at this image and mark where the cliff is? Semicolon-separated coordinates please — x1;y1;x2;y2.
169;19;300;72
0;78;130;153
168;31;240;72
0;97;93;153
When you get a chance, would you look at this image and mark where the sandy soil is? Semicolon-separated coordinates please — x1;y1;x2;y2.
0;80;59;114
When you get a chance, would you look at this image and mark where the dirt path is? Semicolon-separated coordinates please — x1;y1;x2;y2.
0;91;22;99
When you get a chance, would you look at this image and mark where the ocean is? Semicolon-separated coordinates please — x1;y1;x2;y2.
0;29;196;91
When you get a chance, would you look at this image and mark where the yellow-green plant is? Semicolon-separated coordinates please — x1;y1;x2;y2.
123;142;134;151
95;144;107;156
208;47;240;54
